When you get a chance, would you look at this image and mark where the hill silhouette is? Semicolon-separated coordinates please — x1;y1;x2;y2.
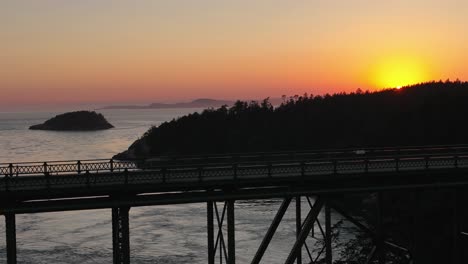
116;80;468;159
100;98;235;110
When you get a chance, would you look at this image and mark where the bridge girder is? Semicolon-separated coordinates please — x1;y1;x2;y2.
112;207;130;264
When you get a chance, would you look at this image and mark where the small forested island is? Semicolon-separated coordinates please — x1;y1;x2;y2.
30;111;114;131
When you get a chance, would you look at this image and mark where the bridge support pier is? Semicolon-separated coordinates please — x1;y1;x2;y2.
296;196;302;264
452;189;460;264
112;207;130;264
285;197;324;264
376;192;385;264
5;213;17;264
227;200;235;264
208;201;236;264
325;203;332;264
207;201;215;264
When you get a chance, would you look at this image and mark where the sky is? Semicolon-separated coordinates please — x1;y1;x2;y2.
1;0;468;107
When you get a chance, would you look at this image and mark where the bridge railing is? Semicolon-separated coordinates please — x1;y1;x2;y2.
137;143;468;162
116;143;468;170
154;154;468;183
2;153;468;193
2;144;468;178
0;159;140;177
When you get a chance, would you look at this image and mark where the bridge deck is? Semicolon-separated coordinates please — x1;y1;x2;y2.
2;146;468;214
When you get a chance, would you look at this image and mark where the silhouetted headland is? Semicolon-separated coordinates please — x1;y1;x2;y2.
115;80;468;160
30;111;114;131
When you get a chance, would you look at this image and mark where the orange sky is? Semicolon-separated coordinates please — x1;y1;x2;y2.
1;1;468;106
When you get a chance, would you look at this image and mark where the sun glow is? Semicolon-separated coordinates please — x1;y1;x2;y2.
372;57;430;89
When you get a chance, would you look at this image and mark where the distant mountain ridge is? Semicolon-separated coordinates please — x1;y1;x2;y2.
99;98;286;110
100;99;235;110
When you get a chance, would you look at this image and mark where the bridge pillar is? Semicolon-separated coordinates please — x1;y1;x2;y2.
376;192;385;264
5;213;17;264
452;189;460;264
296;196;302;264
227;200;235;264
210;201;230;263
207;201;215;264
112;207;130;264
325;203;332;264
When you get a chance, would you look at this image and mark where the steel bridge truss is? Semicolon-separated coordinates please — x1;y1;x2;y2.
1;192;452;264
202;193;414;264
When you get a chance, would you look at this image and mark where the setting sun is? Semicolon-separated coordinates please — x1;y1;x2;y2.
372;57;430;89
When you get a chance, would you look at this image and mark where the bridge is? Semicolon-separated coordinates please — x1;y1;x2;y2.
1;145;468;264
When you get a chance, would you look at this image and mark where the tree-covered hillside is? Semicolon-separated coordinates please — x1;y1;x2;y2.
118;80;468;158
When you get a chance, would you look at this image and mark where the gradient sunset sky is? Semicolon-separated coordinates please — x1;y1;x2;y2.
1;1;467;106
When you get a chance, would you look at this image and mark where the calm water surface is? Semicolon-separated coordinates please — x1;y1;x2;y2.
0;108;345;263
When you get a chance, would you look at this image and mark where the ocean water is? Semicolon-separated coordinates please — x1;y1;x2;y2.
0;108;343;263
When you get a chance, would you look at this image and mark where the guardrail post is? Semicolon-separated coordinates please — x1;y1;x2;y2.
9;163;13;177
110;159;114;172
77;161;81;174
44;162;50;189
124;168;129;185
43;162;48;176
